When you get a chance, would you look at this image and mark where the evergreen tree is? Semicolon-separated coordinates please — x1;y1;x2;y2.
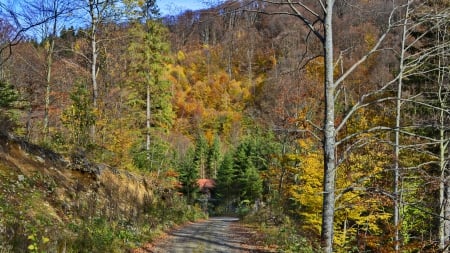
177;148;199;204
207;135;221;179
193;132;209;178
0;80;18;109
233;140;253;178
216;152;236;210
0;80;19;131
241;164;262;201
61;82;96;148
233;139;262;202
127;14;173;173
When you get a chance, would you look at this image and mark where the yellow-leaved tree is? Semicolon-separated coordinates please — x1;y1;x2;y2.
288;110;393;252
288;139;323;237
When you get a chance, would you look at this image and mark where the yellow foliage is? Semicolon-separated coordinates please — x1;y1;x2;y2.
228;79;243;99
305;57;324;82
177;50;186;62
270;54;277;67
241;86;251;101
204;128;220;144
287;129;391;250
364;32;376;50
166;64;188;89
167;44;249;143
288;148;323;235
333;147;391;251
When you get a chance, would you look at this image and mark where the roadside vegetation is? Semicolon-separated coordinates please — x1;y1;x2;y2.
0;133;206;252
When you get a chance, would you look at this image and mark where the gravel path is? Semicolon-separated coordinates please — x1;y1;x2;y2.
150;217;257;253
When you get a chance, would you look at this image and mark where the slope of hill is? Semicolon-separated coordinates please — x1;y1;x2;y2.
0;131;205;252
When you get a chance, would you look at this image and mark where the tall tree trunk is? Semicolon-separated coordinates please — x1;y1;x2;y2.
438;21;450;252
146;82;153;172
247;33;254;96
278;142;287;195
393;2;410;251
44;38;54;141
89;0;98;142
439;115;448;252
43;0;60;141
321;1;336;252
445;172;450;252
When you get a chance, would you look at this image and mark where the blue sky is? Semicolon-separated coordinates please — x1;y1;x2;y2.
157;0;208;15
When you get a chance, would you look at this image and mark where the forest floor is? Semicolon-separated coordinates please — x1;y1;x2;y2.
131;217;277;253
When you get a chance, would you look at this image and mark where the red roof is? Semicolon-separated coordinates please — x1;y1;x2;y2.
197;179;216;190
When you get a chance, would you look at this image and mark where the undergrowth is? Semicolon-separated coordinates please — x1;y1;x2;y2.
243;208;318;253
0;162;206;253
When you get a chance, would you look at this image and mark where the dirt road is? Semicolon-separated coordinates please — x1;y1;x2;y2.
149;217;269;253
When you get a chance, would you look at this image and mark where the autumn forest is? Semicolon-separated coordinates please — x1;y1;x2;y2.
0;0;449;252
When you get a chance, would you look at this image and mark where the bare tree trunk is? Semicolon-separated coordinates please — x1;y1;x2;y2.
146;83;151;151
43;38;54;141
438;21;450;252
91;35;98;110
146;82;152;171
446;175;450;252
89;0;99;142
321;1;336;252
44;3;57;141
393;2;411;251
439;116;448;252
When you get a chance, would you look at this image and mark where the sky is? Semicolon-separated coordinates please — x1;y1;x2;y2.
156;0;208;15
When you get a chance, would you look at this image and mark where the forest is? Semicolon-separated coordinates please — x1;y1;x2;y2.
0;0;449;252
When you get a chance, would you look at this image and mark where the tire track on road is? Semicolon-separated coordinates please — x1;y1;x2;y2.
151;217;253;253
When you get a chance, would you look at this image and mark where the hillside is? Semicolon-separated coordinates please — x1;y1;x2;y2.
0;131;205;252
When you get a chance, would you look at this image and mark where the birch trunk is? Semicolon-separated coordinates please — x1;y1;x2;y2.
438;21;450;252
43;7;57;141
88;0;99;142
44;38;54;141
321;1;336;252
439;114;448;252
41;0;63;141
393;2;411;251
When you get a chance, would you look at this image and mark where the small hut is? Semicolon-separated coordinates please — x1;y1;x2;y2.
197;179;215;212
197;178;215;199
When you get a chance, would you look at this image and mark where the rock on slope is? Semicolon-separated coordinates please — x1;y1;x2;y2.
0;131;168;252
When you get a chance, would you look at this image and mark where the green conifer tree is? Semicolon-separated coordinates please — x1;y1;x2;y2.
0;80;19;131
216;152;237;212
177;148;199;204
193;132;209;179
233;140;263;202
0;80;18;109
127;10;174;173
207;135;221;179
61;82;96;148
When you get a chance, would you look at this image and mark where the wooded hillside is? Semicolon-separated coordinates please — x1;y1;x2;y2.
1;0;450;252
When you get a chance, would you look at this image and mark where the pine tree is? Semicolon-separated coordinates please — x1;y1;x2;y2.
216;152;236;211
193;132;209;179
233;139;262;202
127;12;173;173
0;80;18;109
177;148;199;204
241;164;262;201
207;135;221;179
0;80;19;131
61;82;96;148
